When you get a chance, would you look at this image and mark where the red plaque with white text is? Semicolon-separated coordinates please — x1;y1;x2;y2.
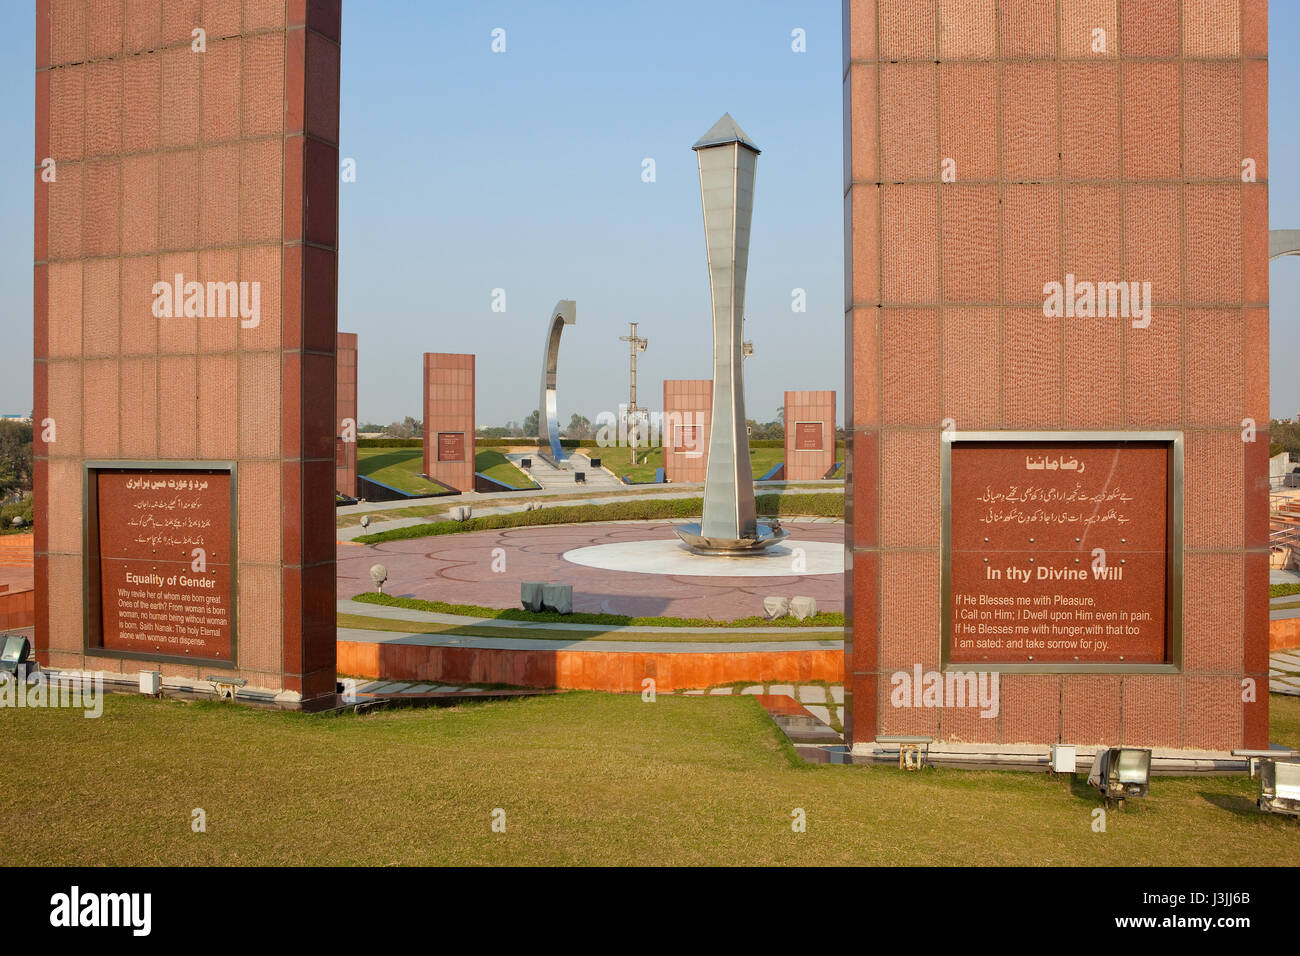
795;422;823;450
437;432;466;462
945;439;1175;667
93;469;234;662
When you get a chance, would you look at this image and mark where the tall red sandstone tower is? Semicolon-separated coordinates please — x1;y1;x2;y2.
844;0;1268;752
34;0;342;700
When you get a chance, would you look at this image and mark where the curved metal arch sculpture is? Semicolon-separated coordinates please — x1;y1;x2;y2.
1270;229;1300;260
539;299;577;462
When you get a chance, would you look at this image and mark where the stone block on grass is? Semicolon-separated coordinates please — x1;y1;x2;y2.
763;596;790;619
541;583;573;614
789;596;818;620
521;581;545;612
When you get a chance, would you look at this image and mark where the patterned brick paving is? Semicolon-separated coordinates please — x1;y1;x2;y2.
338;520;844;620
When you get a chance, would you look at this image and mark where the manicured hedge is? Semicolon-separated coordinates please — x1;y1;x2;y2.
357;437;587;449
354;492;843;544
353;591;845;628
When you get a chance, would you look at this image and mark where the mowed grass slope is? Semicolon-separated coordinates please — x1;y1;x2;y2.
357;446;532;493
2;693;1298;866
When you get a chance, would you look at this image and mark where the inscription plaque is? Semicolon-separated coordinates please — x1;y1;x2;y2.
795;422;823;450
437;432;466;462
943;435;1180;670
89;467;235;663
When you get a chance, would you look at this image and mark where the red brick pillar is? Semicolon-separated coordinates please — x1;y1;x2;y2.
845;0;1268;752
34;0;341;701
662;379;711;483
423;354;476;493
336;332;358;498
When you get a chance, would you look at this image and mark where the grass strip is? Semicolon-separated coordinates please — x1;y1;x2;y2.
352;591;845;629
337;612;842;644
354;493;843;545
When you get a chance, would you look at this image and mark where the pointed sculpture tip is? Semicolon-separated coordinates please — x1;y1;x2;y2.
692;112;760;154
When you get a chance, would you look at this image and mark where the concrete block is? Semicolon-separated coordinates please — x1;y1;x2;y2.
763;596;790;619
521;581;545;612
541;583;573;614
790;596;818;620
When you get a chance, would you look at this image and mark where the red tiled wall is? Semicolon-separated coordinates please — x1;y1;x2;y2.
784;390;837;480
663;379;711;483
0;587;36;631
336;331;357;497
422;353;475;493
34;0;341;700
0;534;34;568
844;0;1268;750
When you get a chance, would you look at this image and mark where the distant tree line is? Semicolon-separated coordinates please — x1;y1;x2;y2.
0;418;33;502
1272;420;1300;459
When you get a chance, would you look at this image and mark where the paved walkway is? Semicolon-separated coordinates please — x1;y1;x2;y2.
508;452;623;491
338;519;846;619
1271;650;1300;696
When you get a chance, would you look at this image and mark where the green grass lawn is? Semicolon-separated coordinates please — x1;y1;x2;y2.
622;444;846;483
353;492;843;545
2;692;1297;866
357;446;532;494
474;449;537;489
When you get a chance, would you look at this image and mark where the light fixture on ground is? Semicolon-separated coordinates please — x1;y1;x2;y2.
1088;747;1152;807
1257;757;1300;816
673;113;786;556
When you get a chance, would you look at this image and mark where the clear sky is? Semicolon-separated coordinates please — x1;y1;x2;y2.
0;1;1296;427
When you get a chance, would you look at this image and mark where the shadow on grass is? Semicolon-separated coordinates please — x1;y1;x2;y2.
1197;791;1260;817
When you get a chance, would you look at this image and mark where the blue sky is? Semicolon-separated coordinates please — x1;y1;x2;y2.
0;1;1296;426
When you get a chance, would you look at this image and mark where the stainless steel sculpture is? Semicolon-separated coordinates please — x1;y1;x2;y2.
1270;229;1300;260
674;114;787;555
539;299;577;463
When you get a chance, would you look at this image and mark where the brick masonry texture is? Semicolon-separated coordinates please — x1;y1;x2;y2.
35;0;341;699
662;379;711;484
336;331;356;497
844;0;1268;750
783;390;837;480
422;353;475;493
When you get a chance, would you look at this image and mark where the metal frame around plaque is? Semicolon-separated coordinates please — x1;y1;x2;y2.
939;432;1183;675
792;421;826;451
82;460;239;669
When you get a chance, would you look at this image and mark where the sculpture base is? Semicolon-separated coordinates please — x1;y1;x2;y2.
673;521;789;556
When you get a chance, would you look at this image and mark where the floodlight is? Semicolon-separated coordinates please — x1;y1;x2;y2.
1257;758;1300;817
1089;747;1151;806
0;635;30;675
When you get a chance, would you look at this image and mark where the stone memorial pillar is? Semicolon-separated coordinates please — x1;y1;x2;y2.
843;0;1269;752
34;0;342;701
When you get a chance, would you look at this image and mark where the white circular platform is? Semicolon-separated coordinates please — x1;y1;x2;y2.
562;539;844;577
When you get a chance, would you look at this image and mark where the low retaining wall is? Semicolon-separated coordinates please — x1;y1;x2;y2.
0;534;33;568
0;586;35;630
337;638;843;692
1270;617;1300;651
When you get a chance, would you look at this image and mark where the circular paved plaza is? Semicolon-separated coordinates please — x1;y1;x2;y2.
338;520;845;620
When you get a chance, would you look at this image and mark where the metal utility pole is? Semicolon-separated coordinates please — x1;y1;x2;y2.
620;322;648;463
